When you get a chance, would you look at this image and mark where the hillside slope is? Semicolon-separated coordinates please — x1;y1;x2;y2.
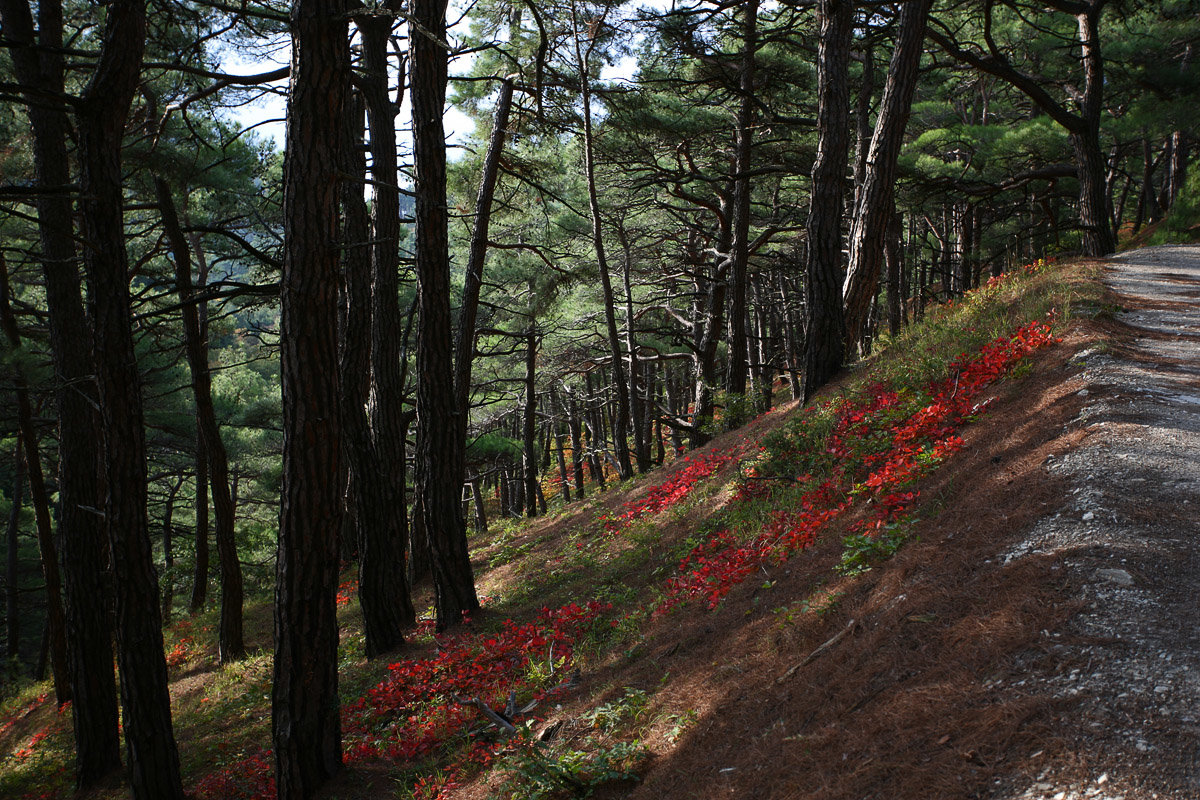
612;246;1200;800
2;249;1196;800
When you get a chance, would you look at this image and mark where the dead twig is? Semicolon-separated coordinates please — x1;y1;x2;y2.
775;619;857;684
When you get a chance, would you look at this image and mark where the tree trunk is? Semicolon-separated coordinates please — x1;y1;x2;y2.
273;0;350;792
78;0;184;795
778;275;802;401
469;480;488;534
726;0;759;401
752;277;773;411
956;202;973;293
618;229;650;472
20;425;71;704
5;442;23;662
553;413;572;504
0;0;121;781
842;0;931;354
522;327;540;519
155;179;245;662
885;206;903;337
566;390;586;498
190;435;209;613
802;0;853;402
851;42;875;216
1132;137;1161;233
339;85;375;623
455;76;515;449
691;261;728;446
411;0;480;631
574;10;635;479
663;368;687;453
583;374;607;490
498;470;511;517
1072;128;1115;254
340;87;409;656
161;479;181;624
1163;131;1188;211
1071;6;1115;256
340;28;413;655
360;10;416;636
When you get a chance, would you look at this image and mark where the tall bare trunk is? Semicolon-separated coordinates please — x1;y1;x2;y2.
1072;6;1115;255
727;0;759;401
411;0;480;630
573;5;634;478
618;229;650;471
521;327;540;518
455;77;515;425
78;0;184;795
843;0;931;354
155;179;245;662
273;0;350;792
802;0;853;401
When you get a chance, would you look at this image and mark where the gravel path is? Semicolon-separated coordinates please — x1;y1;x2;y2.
997;245;1200;800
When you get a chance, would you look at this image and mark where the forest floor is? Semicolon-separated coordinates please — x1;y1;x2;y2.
1;246;1198;800
527;245;1200;800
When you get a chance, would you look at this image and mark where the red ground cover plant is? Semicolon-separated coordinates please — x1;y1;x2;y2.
0;692;49;743
653;315;1058;617
336;577;358;607
190;601;611;800
600;450;735;535
164;618;198;668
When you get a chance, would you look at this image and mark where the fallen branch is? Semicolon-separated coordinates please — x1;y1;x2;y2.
775;619;857;684
452;691;539;735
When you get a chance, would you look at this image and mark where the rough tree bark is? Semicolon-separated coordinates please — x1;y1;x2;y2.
273;0;350;792
1069;3;1115;255
360;8;416;635
802;0;853;402
842;0;932;355
77;0;184;795
411;0;480;630
727;0;759;400
339;13;415;655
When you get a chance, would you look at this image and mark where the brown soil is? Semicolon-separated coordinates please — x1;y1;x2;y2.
554;326;1096;800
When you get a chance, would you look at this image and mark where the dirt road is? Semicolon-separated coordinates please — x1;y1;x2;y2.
997;245;1200;800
